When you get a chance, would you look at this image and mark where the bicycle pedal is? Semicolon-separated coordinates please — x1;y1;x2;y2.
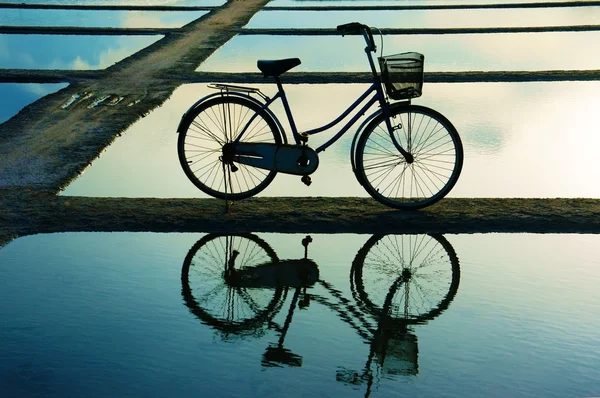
301;175;312;186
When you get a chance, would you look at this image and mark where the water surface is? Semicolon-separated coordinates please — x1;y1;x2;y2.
249;8;600;29
0;83;68;124
198;32;600;73
1;232;599;397
0;34;162;70
268;0;589;6
0;10;207;28
62;82;600;199
13;0;224;5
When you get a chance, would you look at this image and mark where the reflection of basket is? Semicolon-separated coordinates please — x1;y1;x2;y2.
379;52;424;100
377;333;418;376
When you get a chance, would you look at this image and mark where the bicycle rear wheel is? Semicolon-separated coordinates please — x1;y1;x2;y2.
355;105;463;209
178;96;281;200
181;233;284;334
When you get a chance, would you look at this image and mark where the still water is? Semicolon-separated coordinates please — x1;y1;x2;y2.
62;81;600;199
0;10;207;28
13;0;225;5
249;8;600;29
0;35;162;70
198;32;600;73
1;232;599;397
0;83;67;124
267;0;579;5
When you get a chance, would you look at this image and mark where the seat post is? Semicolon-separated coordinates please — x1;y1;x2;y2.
274;76;300;139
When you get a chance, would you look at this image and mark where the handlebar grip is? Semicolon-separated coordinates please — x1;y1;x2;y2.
336;22;363;35
337;22;376;52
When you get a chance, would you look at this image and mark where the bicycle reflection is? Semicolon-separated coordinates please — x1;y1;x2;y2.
181;234;460;395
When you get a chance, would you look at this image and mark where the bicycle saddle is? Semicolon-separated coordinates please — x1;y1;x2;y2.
257;58;301;77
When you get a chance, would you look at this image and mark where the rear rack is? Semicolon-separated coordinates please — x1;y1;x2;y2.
208;83;269;101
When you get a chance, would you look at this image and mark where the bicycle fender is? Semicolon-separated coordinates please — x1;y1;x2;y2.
176;92;288;144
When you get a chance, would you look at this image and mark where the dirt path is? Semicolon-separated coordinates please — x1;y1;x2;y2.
2;188;600;248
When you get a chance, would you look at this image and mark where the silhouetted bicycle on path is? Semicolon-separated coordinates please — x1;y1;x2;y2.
181;233;460;396
177;22;463;209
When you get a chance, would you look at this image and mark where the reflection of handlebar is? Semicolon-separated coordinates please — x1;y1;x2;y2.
337;22;376;53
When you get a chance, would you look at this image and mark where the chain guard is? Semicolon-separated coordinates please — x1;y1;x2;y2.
232;143;319;175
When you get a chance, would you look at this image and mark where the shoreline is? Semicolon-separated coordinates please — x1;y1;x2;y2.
2;191;600;249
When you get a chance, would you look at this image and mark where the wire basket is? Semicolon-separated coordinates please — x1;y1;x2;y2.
378;52;424;100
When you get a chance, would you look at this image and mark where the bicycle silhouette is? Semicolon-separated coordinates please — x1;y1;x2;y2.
177;22;463;209
181;233;460;396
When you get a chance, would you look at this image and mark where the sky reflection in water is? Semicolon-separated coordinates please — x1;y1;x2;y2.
198;32;600;73
0;9;207;28
0;232;599;397
249;8;600;29
0;34;162;70
268;0;577;5
15;0;225;5
62;82;600;199
0;83;68;124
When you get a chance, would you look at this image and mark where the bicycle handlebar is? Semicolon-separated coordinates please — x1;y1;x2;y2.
336;22;376;53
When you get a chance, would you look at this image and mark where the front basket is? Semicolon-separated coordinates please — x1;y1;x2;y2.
379;52;424;100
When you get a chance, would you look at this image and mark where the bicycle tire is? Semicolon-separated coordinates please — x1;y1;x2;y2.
177;96;282;200
350;234;460;325
181;233;284;334
355;104;463;209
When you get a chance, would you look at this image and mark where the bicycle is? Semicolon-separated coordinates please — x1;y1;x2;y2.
180;233;461;394
177;22;463;209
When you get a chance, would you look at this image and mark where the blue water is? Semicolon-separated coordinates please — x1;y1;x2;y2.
0;9;207;28
13;0;225;5
0;83;68;124
268;0;585;6
0;35;162;70
2;3;600;397
1;232;599;397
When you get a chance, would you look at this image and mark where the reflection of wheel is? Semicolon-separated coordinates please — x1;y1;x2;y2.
355;105;463;209
177;96;281;200
181;234;284;333
351;234;460;324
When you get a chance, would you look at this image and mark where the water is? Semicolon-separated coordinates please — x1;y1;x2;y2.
0;10;207;28
62;81;600;199
268;0;580;6
13;0;225;5
0;35;162;70
198;32;600;73
249;8;600;29
0;83;68;124
4;2;600;397
1;232;599;397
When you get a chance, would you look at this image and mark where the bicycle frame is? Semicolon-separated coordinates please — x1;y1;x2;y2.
234;79;386;153
230;27;404;155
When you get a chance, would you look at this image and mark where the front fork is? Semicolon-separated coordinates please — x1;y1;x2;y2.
383;105;414;164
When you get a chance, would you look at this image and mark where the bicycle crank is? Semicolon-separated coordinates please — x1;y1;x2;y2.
230;143;319;175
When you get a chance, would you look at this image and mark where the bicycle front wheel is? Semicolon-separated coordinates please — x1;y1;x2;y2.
178;96;282;200
355;105;463;209
351;234;460;324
